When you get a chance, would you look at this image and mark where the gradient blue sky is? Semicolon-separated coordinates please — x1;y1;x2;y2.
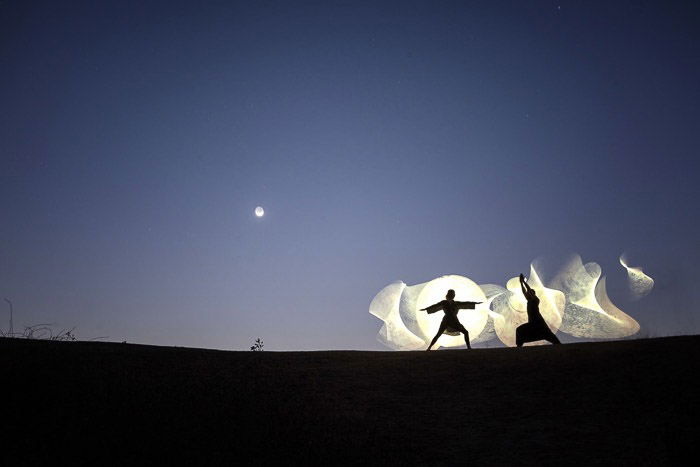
2;1;699;349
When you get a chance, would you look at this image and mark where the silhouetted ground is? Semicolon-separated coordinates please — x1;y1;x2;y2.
2;336;697;465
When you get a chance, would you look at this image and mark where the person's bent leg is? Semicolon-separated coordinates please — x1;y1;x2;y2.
427;324;446;351
515;324;525;347
460;327;471;350
516;323;540;347
546;331;561;345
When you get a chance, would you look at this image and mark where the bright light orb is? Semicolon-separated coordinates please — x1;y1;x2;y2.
415;275;488;348
254;206;265;217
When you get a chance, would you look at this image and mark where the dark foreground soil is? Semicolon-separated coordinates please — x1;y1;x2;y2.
2;336;698;465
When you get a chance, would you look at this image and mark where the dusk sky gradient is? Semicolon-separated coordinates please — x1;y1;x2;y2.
2;1;699;349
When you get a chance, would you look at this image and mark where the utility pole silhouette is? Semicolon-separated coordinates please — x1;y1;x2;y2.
4;298;13;336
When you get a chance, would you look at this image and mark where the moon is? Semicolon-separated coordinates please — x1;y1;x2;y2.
254;206;265;217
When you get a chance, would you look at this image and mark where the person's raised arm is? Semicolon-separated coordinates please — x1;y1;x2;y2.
519;273;531;297
421;301;444;314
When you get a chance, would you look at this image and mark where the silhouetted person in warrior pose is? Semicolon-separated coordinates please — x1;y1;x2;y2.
421;289;482;351
515;273;561;346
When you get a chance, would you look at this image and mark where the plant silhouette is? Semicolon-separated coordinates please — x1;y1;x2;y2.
250;338;264;351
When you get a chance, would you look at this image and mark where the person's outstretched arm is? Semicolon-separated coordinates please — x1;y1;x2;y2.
421;301;444;314
456;301;482;310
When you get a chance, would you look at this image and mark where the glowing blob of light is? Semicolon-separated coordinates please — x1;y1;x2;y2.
549;255;640;339
414;275;488;348
369;282;424;350
254;206;265;217
619;254;654;300
472;284;507;344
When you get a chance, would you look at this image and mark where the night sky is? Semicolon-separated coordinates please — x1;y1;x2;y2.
2;1;699;350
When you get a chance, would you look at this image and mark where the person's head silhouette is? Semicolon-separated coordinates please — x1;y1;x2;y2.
446;289;455;300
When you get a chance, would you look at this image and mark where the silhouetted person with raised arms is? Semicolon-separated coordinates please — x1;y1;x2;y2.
421;289;482;351
516;273;561;346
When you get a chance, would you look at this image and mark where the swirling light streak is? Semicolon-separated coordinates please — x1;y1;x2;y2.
620;254;654;300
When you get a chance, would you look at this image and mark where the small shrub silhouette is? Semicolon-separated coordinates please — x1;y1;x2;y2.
1;323;78;341
250;338;264;351
1;299;106;341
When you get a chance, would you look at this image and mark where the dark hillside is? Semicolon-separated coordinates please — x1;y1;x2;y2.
2;336;697;465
